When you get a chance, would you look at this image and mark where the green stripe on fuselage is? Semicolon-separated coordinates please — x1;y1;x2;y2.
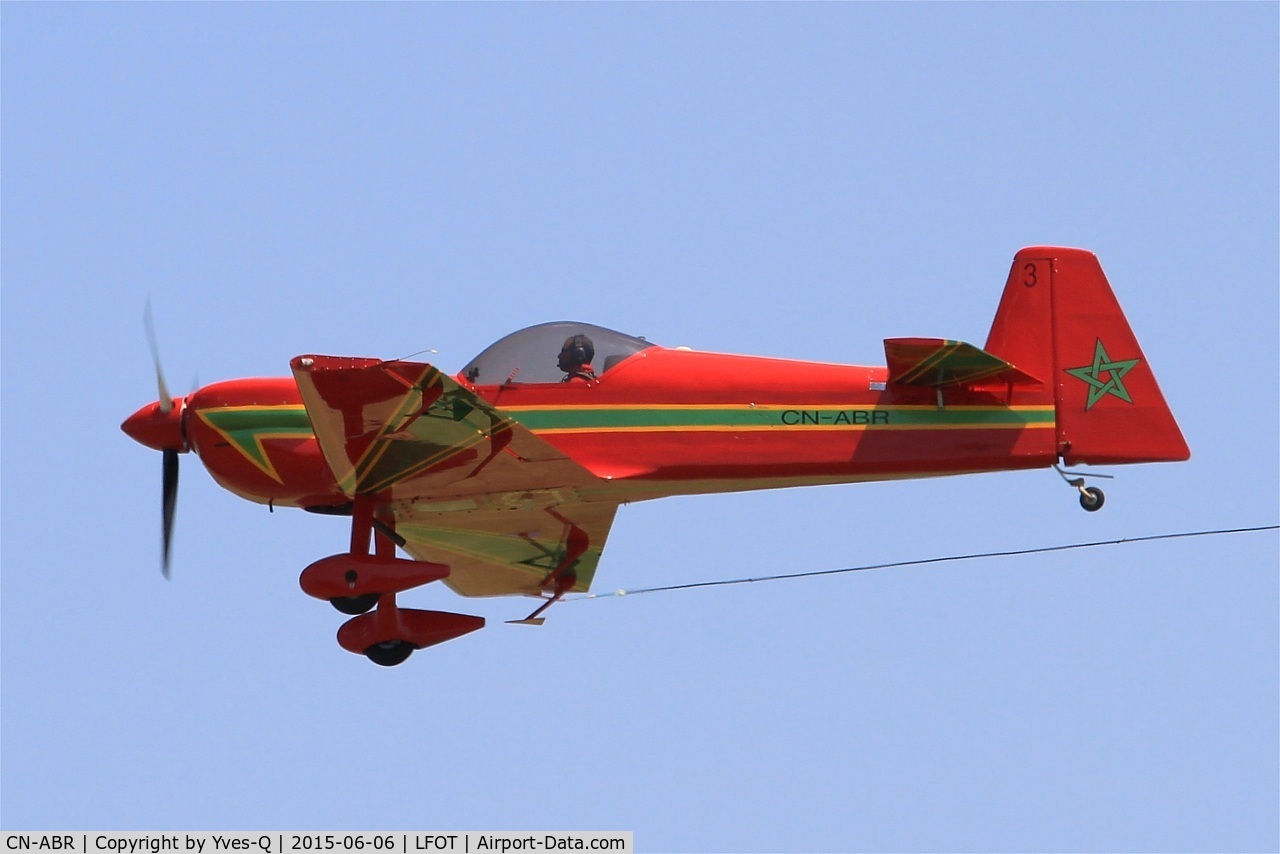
503;405;1053;432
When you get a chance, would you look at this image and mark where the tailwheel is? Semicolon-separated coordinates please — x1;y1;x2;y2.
1078;486;1105;512
364;639;416;667
330;593;379;615
1053;463;1113;513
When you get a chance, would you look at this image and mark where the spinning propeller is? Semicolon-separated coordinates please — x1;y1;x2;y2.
121;306;190;578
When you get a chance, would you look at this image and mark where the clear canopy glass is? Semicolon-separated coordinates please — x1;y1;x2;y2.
459;321;655;385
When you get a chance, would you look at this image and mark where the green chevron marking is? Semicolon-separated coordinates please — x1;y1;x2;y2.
197;406;313;481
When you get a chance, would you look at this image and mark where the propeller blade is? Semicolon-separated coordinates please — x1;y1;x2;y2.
144;301;173;413
162;448;179;578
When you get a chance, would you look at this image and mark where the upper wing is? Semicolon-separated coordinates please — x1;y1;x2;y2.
883;337;1042;388
291;355;618;596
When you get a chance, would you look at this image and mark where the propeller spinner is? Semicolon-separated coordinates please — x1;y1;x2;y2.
122;307;190;577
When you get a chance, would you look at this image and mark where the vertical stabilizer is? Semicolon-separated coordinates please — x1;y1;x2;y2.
984;247;1190;466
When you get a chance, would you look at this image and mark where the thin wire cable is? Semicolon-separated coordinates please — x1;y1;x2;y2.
570;524;1278;601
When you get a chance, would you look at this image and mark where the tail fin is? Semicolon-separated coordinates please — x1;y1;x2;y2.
984;247;1190;466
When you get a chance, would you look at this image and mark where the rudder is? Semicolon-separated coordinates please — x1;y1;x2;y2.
984;247;1190;466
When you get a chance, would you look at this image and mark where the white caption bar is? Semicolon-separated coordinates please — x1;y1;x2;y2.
1;834;633;854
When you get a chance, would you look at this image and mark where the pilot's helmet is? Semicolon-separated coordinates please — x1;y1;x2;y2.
559;334;595;367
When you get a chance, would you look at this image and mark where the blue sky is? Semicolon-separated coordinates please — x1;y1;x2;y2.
3;4;1276;851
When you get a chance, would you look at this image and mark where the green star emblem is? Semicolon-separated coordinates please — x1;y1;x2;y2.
1065;339;1141;410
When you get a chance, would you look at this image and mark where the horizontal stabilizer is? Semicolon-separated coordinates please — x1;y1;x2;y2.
884;337;1042;389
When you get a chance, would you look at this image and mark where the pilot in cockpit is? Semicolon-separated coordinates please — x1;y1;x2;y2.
557;334;596;382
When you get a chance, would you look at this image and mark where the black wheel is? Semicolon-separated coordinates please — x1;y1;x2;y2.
1079;486;1105;512
330;593;379;615
364;639;415;667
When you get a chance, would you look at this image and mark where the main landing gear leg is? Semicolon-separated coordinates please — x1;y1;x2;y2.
327;498;379;615
1053;463;1114;512
299;494;484;665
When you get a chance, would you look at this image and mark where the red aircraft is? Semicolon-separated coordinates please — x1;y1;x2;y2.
122;247;1189;666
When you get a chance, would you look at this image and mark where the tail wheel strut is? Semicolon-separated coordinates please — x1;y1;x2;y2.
1054;463;1112;513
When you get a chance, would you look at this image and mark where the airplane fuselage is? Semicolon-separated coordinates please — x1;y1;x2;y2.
176;345;1056;512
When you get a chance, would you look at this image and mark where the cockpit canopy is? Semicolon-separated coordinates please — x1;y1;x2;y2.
460;321;655;385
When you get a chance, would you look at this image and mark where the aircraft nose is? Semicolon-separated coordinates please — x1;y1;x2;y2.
121;398;187;452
